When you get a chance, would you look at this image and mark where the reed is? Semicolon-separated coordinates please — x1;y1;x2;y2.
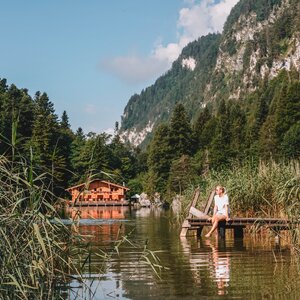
199;160;299;217
180;160;300;219
0;155;81;299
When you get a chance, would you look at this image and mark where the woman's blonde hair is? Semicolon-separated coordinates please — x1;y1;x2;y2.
216;185;225;193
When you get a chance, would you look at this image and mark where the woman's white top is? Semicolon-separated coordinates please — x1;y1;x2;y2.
214;194;229;215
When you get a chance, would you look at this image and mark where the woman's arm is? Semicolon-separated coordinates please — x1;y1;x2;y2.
225;205;230;221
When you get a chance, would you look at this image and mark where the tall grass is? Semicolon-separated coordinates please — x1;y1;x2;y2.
181;160;300;219
0;153;167;299
178;160;300;250
0;155;81;299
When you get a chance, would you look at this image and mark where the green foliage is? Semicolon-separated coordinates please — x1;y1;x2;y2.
281;122;300;159
147;124;172;194
121;34;221;132
169;103;193;158
0;78;140;199
0;156;82;298
193;160;300;218
167;155;196;195
143;69;300;198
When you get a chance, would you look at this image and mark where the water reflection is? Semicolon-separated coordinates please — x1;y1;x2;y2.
135;207;151;218
66;206;130;220
180;236;231;295
60;207;300;299
205;239;230;295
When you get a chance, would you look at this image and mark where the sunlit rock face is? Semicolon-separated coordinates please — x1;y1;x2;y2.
181;57;197;71
120;121;154;147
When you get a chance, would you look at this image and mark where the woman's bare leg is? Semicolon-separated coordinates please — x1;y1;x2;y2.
205;215;226;237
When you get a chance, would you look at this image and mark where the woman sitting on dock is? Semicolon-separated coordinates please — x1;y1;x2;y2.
205;185;230;238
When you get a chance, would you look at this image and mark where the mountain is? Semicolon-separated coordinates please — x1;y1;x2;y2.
120;0;300;147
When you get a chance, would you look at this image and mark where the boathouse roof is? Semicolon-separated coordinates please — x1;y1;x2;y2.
66;179;129;191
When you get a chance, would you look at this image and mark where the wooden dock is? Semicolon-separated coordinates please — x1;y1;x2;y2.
68;200;130;207
180;188;296;239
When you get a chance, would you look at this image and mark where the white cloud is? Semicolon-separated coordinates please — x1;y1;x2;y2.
101;54;170;84
101;0;239;84
177;0;239;40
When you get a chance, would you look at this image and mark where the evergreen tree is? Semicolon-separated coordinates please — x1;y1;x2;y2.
274;81;300;150
58;111;74;188
167;155;195;194
109;134;136;182
209;100;232;168
147;124;172;193
76;132;112;181
193;106;211;149
281;122;300;159
228;102;246;161
30;92;66;195
0;84;34;157
70;127;86;184
169;103;193;159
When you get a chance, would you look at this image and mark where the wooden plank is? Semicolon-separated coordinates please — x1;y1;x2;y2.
180;187;200;237
204;190;215;215
189;187;201;212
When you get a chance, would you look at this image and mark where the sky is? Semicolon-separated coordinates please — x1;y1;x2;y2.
0;0;238;135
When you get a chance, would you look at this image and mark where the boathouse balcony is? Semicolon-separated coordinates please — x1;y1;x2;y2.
66;179;130;206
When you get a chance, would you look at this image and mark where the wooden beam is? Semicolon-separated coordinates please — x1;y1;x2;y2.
180;187;200;237
204;190;215;215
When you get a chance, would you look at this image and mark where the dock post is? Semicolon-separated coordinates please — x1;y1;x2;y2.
234;226;244;239
218;221;226;239
197;227;203;237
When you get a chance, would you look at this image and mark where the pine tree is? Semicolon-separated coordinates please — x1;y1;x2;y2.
109;135;136;182
193;106;211;149
147;124;172;193
209;100;232;168
258;72;289;159
167;155;195;194
169;103;193;159
228;102;246;161
70;127;86;184
58;111;74;188
281;122;300;159
274;82;300;147
30;92;66;195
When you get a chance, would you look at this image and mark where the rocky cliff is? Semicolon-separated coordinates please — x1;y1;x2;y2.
120;0;300;146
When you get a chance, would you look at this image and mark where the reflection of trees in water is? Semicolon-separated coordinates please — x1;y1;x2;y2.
64;208;232;299
120;208;199;299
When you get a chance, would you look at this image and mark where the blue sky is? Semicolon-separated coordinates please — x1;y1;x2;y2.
0;0;238;134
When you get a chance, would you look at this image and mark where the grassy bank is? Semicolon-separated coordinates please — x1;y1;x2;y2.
182;160;300;219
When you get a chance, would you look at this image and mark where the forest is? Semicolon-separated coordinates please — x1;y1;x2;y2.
0;69;299;203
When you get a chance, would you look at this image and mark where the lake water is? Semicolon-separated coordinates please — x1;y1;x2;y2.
61;206;300;299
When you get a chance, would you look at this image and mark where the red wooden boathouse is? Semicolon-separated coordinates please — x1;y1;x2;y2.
66;179;130;206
